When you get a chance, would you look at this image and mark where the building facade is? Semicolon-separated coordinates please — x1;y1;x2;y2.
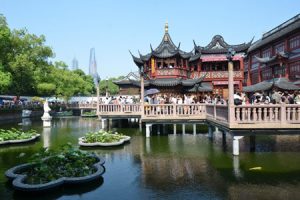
244;14;300;92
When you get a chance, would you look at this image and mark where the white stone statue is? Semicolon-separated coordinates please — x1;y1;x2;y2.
41;100;52;120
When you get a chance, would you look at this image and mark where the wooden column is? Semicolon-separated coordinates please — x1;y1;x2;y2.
239;57;244;91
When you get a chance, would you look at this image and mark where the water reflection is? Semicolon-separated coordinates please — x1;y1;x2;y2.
42;127;51;149
0;118;300;200
12;177;104;200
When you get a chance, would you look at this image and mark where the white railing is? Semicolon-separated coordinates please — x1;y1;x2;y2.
233;104;300;124
76;103;300;125
143;104;206;118
234;105;281;123
99;104;141;114
206;104;228;122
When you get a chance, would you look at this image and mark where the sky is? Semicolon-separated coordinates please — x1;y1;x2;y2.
1;0;300;79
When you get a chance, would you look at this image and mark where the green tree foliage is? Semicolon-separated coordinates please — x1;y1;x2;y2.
0;14;95;97
0;70;12;93
99;76;124;95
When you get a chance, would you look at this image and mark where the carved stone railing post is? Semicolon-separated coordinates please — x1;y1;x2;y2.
241;108;245;121
269;108;273;121
292;107;296;121
287;107;291;121
258;107;262;122
236;108;240;122
281;104;286;124
253;108;257;121
247;107;251;122
274;107;279;121
173;104;176;117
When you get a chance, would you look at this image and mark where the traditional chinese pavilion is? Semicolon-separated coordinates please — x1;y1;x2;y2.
115;23;252;99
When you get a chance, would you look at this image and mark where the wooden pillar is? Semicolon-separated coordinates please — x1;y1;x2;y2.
198;61;201;72
247;56;252;86
239;57;244;91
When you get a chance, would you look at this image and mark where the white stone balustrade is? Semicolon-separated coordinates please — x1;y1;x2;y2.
75;103;300;129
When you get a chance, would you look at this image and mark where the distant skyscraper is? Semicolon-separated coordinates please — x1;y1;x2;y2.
89;48;100;86
72;57;79;70
89;48;97;76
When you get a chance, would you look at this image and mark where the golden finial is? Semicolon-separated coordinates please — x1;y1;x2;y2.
165;21;168;33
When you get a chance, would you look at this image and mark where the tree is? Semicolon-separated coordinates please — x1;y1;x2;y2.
37;83;56;96
0;70;11;94
0;13;95;97
99;76;124;95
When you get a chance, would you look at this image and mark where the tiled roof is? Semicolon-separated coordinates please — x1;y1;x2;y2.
243;78;299;92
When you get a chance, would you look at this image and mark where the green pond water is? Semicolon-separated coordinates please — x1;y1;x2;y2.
0;117;299;200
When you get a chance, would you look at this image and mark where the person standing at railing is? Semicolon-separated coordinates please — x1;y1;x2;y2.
294;91;300;104
271;89;281;104
177;96;183;114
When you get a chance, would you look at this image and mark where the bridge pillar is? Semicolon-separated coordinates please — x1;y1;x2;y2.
222;131;227;152
250;135;256;152
139;119;142;132
233;136;244;156
157;125;161;135
193;124;196;135
146;124;152;138
182;124;186;135
208;126;213;139
173;124;177;135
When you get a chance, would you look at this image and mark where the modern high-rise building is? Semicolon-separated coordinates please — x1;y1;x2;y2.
89;48;100;86
72;57;79;70
89;48;97;76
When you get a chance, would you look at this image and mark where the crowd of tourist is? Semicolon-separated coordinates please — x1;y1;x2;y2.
2;89;300;109
98;89;300;106
233;90;300;105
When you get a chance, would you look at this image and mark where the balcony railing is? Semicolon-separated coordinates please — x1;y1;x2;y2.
191;71;243;79
74;103;300;128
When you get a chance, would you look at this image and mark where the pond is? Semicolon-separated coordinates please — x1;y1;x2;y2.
0;117;300;200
